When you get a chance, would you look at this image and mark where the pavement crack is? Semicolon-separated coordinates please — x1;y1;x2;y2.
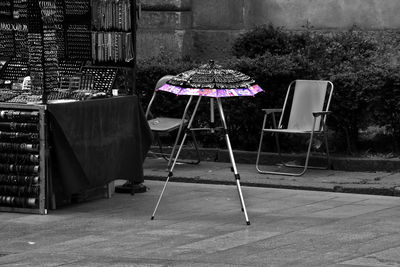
364;254;400;265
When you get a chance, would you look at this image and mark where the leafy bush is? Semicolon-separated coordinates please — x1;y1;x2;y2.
231;25;400;153
373;67;400;151
232;25;296;58
137;26;400;154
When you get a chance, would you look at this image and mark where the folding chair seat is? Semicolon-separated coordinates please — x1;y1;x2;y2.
256;80;334;176
145;75;201;166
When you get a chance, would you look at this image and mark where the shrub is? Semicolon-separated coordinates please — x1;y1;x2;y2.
231;25;400;153
232;25;295;58
136;27;400;154
373;67;400;152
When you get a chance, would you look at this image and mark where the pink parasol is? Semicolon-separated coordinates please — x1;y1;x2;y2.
157;60;263;97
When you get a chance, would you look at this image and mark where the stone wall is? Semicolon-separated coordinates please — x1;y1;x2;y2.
137;0;192;60
137;0;400;60
245;0;400;30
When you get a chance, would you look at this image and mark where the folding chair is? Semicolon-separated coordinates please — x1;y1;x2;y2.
256;80;334;176
145;75;201;167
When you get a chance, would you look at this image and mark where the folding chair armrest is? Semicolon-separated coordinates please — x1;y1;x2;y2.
312;111;331;117
262;108;283;114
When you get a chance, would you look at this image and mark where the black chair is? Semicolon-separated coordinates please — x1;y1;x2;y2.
145;75;201;167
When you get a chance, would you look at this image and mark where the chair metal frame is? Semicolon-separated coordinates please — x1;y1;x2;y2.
145;75;201;167
256;80;334;176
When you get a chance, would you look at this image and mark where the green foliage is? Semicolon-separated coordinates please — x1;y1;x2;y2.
232;25;295;58
372;67;400;151
137;26;400;153
231;25;400;153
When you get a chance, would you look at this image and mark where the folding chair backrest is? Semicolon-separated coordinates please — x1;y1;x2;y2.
145;75;174;118
155;75;174;91
282;80;333;131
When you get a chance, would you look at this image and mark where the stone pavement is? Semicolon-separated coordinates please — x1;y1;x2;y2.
144;157;400;197
1;180;400;266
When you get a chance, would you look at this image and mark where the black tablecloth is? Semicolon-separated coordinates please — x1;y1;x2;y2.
47;96;152;195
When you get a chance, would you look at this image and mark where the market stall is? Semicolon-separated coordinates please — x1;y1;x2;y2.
0;0;149;214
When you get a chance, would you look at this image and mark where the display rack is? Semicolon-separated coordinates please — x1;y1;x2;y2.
64;0;92;61
0;0;138;99
0;1;139;214
0;103;47;215
91;0;133;64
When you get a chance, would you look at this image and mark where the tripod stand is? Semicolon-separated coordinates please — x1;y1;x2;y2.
151;96;250;225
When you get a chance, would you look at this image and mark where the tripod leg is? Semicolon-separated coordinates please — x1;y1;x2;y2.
216;99;250;225
151;175;170;220
167;96;194;168
151;96;203;220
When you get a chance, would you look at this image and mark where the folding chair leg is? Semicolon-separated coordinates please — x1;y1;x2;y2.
217;99;250;225
255;113;285;169
271;114;282;158
188;129;201;164
167;96;200;166
151;96;202;221
323;130;331;169
156;134;171;162
283;131;331;171
256;114;267;172
257;130;328;176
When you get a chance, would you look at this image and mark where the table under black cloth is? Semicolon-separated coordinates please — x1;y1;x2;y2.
47;95;152;195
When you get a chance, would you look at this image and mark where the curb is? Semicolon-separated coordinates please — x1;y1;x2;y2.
151;147;400;172
144;175;400;197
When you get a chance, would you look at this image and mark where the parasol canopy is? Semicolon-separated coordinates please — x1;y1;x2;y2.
158;60;263;97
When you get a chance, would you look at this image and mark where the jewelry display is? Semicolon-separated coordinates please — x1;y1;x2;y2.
91;0;131;31
58;60;84;77
0;0;135;102
27;0;43;33
65;0;90;16
91;31;133;63
91;0;133;63
80;66;117;92
0;31;15;58
66;24;91;60
64;0;91;61
13;0;28;19
0;91;19;102
15;31;29;59
0;58;29;81
0;107;45;212
0;1;12;17
7;93;42;103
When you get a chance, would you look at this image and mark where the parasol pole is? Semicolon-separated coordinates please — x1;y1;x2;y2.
209;59;215;133
210;98;215;133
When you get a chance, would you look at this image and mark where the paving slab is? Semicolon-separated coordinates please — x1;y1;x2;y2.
0;180;400;266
